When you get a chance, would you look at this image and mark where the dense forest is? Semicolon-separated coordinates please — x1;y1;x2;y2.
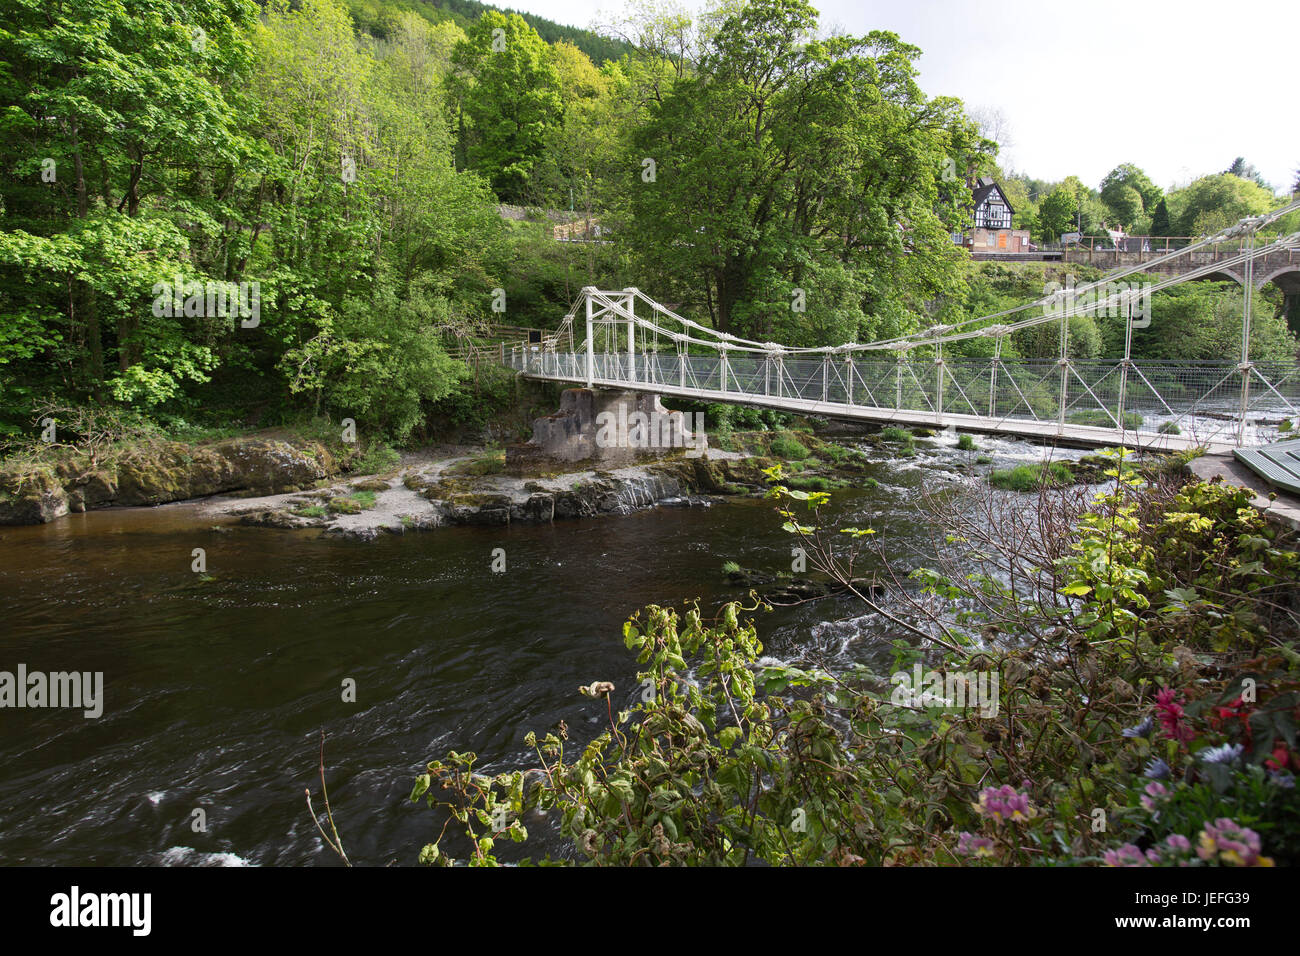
1;0;1296;448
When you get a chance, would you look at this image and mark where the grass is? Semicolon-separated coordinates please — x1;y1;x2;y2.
291;504;327;518
721;560;741;574
353;440;401;474
988;461;1074;492
785;475;841;492
446;448;506;476
956;433;977;451
1067;410;1144;431
327;489;378;514
1157;421;1182;435
879;426;912;444
769;432;811;460
824;444;865;464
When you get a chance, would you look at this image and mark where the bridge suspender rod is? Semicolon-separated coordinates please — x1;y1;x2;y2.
626;290;636;384
822;354;829;403
1057;309;1069;434
935;341;944;422
1117;291;1134;435
1238;230;1257;446
846;352;854;406
989;337;1001;418
584;290;594;388
895;351;904;410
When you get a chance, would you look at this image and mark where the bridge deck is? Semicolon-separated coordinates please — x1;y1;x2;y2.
516;367;1235;455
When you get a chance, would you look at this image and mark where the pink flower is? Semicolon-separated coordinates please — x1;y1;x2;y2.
1103;843;1152;867
956;831;995;858
1196;818;1274;867
973;784;1037;823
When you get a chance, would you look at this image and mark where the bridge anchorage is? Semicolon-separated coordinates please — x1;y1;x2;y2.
506;201;1300;457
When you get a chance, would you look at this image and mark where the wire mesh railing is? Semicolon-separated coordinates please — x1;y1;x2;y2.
508;345;1300;447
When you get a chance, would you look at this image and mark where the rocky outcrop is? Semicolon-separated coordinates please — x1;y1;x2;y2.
0;437;337;525
0;469;69;524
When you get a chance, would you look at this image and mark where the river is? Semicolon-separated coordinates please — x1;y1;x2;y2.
0;433;1083;865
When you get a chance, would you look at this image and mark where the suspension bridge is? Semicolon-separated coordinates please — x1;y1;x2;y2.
504;201;1300;461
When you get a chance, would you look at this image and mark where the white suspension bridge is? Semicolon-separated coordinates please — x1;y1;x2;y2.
505;201;1300;458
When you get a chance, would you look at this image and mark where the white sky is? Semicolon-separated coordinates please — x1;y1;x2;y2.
503;0;1299;193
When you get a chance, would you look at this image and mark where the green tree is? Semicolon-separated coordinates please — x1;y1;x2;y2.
0;0;259;419
1100;163;1161;214
1170;173;1276;236
1036;186;1078;241
1224;156;1271;191
1101;184;1144;229
450;12;564;203
1149;197;1171;236
625;0;988;342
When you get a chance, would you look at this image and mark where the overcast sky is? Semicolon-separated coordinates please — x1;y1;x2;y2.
502;0;1298;194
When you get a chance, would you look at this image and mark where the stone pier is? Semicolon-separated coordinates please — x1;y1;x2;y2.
506;388;707;473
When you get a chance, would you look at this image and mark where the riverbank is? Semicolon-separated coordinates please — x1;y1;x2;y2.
1;414;1203;537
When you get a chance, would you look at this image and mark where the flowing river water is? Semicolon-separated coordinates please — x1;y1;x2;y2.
0;432;1087;865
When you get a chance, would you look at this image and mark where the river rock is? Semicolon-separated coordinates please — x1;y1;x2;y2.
0;436;338;525
0;469;69;525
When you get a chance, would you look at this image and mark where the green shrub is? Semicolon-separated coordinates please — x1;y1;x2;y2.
1067;409;1144;430
769;432;810;460
327;490;377;514
785;475;837;492
447;448;505;476
879;426;912;443
988;461;1074;491
408;470;1300;868
956;433;977;451
1157;421;1182;435
353;439;401;474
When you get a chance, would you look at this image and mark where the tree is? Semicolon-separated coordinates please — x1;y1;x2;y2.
1169;173;1275;236
625;0;988;342
0;0;259;414
1036;186;1078;241
1100;163;1161;214
255;0;499;439
1149;197;1171;236
1101;184;1143;229
1223;157;1271;191
450;12;564;204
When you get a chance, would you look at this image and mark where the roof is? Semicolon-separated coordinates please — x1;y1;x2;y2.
971;177;1014;216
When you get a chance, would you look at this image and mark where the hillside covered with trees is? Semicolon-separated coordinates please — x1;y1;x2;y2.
1;0;1295;450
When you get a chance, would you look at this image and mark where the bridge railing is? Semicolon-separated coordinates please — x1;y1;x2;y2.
508;345;1300;446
